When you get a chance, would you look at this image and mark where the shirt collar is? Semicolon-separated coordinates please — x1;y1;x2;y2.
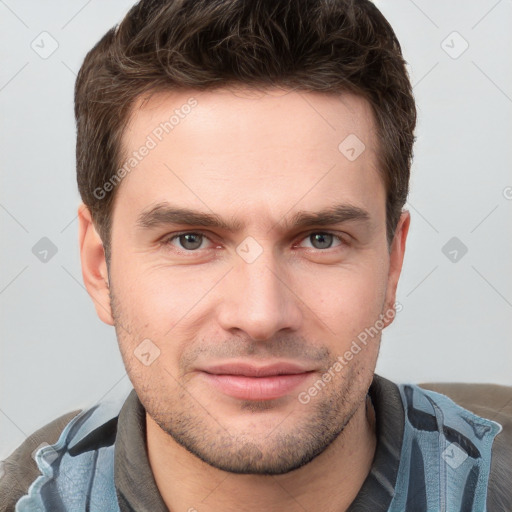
114;389;168;511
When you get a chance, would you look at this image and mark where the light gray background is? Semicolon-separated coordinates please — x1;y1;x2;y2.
1;0;511;459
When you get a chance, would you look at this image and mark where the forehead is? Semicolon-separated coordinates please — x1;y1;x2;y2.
113;87;383;230
123;86;378;154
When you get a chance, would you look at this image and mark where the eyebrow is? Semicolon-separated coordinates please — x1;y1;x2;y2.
136;201;371;233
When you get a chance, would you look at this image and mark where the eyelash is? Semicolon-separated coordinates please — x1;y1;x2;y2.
160;230;349;254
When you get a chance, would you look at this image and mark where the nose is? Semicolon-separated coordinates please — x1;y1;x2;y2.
216;249;303;341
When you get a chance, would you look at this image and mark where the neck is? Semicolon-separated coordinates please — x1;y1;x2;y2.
146;394;376;512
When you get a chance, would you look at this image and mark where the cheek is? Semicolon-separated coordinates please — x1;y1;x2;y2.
113;258;221;342
296;258;388;340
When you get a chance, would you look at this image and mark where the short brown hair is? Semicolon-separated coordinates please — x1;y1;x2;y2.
75;0;416;263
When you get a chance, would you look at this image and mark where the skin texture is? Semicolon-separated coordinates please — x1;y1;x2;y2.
78;87;410;512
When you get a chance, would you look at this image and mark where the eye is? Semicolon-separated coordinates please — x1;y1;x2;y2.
160;230;348;254
297;232;346;250
163;232;212;251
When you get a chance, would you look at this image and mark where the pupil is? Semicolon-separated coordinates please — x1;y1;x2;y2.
181;233;202;250
312;233;332;249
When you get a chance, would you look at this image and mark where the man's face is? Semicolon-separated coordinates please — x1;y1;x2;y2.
92;87;408;474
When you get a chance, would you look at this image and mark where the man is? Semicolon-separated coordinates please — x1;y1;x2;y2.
1;0;511;511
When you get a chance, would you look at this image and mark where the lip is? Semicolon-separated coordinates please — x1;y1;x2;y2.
198;362;316;400
200;361;315;377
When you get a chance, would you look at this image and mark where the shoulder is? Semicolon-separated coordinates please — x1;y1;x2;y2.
418;381;512;511
0;410;82;512
1;393;130;512
417;381;512;442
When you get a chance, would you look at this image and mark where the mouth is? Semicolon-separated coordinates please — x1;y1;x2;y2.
198;362;316;401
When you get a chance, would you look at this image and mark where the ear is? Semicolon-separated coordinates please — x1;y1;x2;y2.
77;203;114;326
382;210;410;328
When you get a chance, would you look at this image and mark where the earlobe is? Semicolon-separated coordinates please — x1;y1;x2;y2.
382;210;411;327
77;202;114;326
